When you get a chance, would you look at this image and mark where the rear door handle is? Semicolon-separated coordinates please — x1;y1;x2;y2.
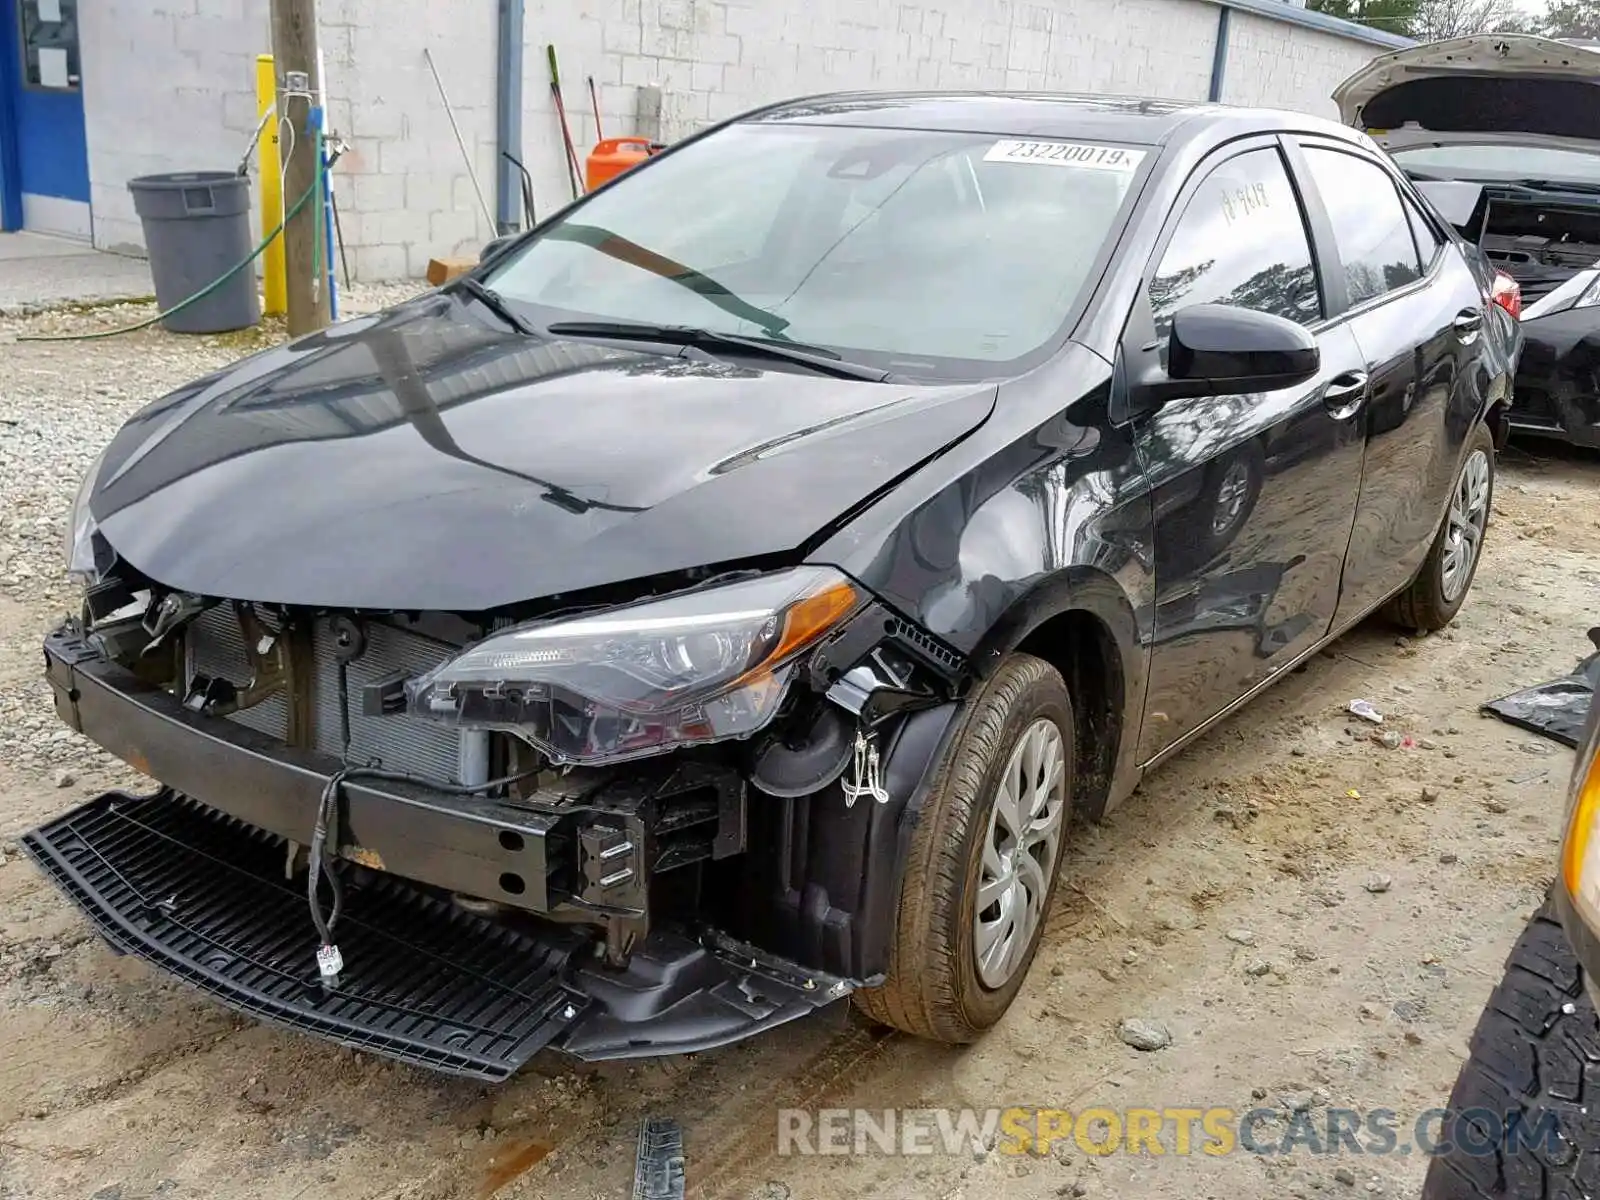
1323;370;1369;420
1454;309;1484;341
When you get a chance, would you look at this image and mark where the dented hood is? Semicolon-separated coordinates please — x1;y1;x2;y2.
1335;35;1600;155
89;293;995;611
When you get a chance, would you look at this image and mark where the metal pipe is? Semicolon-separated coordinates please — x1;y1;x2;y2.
495;0;526;235
423;47;496;233
1209;6;1231;103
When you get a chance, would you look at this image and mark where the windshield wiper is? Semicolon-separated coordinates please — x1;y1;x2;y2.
542;224;792;336
447;275;540;336
1506;178;1600;195
545;320;893;382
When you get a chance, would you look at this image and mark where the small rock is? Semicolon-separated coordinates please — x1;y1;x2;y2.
89;1189;123;1200
1117;1018;1171;1051
1418;738;1438;751
1244;959;1273;977
1281;1091;1315;1113
1335;1166;1357;1186
1363;873;1392;894
1438;852;1458;865
1121;949;1139;966
1050;964;1065;977
52;768;75;788
1485;799;1509;814
1293;946;1318;962
1373;730;1403;750
1418;787;1438;803
1252;1086;1268;1099
1521;740;1554;756
1226;928;1257;946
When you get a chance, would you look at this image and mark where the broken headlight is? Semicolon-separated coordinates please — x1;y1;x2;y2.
63;446;110;584
407;566;864;765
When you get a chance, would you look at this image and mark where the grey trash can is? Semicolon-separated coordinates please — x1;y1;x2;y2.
128;171;261;334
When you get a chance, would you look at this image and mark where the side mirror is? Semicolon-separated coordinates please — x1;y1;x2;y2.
1145;304;1320;404
481;234;517;263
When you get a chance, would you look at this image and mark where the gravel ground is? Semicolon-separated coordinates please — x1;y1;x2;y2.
1;298;1598;1200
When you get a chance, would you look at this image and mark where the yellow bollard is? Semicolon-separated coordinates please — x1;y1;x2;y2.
257;53;287;316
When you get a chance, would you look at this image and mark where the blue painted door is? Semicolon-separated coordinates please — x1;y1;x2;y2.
0;0;89;236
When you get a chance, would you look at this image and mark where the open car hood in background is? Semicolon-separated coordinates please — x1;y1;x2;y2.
1334;34;1600;155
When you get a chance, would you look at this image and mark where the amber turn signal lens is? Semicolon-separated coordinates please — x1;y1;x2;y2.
774;579;861;661
1561;749;1600;900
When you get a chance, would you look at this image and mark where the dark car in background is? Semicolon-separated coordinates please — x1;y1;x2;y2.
27;93;1517;1080
1338;34;1600;448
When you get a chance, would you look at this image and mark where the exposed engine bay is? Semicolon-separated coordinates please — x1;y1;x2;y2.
1482;197;1600;301
36;558;970;1074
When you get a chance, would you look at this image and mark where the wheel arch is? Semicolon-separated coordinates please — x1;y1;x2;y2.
966;567;1148;822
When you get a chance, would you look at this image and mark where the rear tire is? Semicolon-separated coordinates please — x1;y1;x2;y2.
1391;422;1495;633
852;654;1073;1043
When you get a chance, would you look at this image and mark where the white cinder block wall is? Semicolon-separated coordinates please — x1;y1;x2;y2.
80;0;271;256
78;0;1393;277
1222;10;1377;111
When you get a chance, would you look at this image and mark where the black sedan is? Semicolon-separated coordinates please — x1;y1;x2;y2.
29;92;1518;1079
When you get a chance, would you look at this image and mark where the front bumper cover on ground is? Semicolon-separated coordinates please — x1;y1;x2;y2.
30;627;854;1079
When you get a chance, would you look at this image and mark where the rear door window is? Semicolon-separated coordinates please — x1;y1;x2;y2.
1301;147;1424;305
1148;146;1322;341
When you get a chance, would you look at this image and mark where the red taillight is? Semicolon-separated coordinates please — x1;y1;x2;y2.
1491;271;1522;320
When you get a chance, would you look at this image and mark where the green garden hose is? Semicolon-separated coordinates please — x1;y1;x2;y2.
17;174;323;344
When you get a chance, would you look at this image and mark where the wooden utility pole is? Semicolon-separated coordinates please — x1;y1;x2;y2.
270;0;331;335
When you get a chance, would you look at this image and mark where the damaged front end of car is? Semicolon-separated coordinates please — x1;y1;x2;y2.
30;540;969;1080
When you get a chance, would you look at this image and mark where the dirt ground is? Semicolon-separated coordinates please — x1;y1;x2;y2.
1;305;1597;1199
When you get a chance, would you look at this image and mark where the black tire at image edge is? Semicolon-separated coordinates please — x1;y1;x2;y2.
1422;898;1596;1200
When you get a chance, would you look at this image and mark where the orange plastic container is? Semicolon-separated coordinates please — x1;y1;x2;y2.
585;137;661;192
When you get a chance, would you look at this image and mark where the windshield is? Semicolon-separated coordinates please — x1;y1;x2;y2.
1391;143;1600;186
484;122;1150;380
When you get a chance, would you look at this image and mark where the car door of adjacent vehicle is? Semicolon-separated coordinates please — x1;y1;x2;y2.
1290;140;1493;626
1126;139;1370;763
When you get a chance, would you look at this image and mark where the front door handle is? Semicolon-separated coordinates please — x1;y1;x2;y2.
1454;309;1484;341
1323;370;1369;420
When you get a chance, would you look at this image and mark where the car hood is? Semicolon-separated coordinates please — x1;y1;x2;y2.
90;293;997;611
1334;34;1600;155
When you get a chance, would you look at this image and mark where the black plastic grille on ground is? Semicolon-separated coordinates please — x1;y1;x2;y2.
23;791;585;1081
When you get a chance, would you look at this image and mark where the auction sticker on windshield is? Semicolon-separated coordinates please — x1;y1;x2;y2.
983;140;1147;173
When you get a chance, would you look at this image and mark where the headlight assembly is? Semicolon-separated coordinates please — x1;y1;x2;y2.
1576;271;1600;310
407;566;865;765
64;445;110;584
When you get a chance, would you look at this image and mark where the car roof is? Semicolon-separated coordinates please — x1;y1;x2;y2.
748;91;1367;149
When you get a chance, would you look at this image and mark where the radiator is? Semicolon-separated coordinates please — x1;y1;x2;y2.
184;606;473;785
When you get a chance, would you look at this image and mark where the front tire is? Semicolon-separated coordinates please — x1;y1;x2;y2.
853;654;1073;1043
1392;422;1495;633
1421;899;1590;1200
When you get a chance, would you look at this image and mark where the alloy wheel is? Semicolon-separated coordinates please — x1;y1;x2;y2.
1440;448;1490;603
